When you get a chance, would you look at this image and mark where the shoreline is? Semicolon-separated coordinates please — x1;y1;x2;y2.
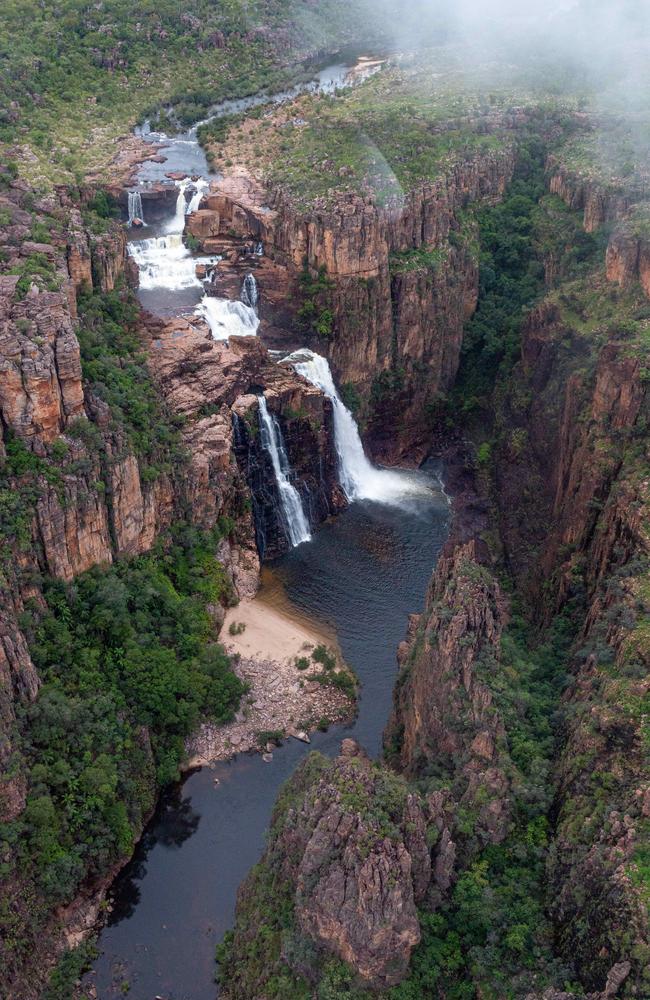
187;568;355;767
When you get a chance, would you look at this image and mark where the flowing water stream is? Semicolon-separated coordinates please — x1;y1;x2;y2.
86;50;451;999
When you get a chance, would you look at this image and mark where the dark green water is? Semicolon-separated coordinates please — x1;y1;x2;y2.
87;466;450;999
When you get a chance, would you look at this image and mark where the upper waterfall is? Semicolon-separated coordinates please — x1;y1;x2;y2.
187;179;209;214
285;350;432;506
168;179;191;233
257;395;311;548
127;190;145;226
128;235;205;291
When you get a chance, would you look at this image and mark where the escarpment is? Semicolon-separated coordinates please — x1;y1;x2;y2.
184;142;517;462
385;537;512;849
488;284;650;993
222;114;650;999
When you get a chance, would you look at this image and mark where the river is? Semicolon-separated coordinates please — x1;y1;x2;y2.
86;53;450;1000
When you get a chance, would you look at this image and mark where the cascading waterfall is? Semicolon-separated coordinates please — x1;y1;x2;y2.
257;395;311;547
285;349;431;506
128;235;207;291
186;178;209;214
240;273;258;310
195;296;260;340
127;190;145;226
129;178;216;291
168;179;191;232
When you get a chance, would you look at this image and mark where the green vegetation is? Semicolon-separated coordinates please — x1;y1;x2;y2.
9;252;60;299
44;940;98;1000
0;434;66;556
1;524;243;975
455;134;604;413
257;730;285;749
296;263;335;340
0;0;383;185
306;643;356;697
389;246;448;275
390;609;577;1000
77;287;186;473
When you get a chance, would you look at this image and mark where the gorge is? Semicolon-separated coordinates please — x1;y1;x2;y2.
0;5;649;1000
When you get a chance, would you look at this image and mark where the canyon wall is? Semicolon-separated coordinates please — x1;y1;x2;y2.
186;143;516;461
0;172;345;997
491;290;650;993
221;132;650;998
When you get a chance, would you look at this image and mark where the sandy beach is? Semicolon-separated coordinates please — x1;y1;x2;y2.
187;571;354;767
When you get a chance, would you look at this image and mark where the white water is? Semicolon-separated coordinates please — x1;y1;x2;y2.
196;296;260;340
168;179;191;233
240;273;258;310
285;349;432;506
257;395;311;547
128;235;206;291
129;177;216;291
187;178;209;214
127;191;144;226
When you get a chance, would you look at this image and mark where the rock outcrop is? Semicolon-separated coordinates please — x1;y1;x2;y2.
146;314;344;557
385;537;512;849
221;744;431;996
489;278;650;993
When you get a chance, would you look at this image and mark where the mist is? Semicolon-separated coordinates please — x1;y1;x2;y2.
347;0;650;108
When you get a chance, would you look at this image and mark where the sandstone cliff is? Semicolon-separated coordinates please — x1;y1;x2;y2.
183;143;516;461
0;164;349;997
220;742;431;996
490;281;650;994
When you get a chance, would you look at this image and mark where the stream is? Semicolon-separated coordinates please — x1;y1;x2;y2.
86;52;451;1000
88;484;450;1000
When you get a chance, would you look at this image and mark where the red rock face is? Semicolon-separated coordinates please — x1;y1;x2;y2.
386;538;512;848
183;148;515;461
0;286;84;446
489;289;650;991
606;225;650;300
145;314;342;558
547;157;631;233
223;746;431;995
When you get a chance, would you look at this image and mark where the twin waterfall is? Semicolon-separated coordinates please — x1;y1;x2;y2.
257;396;311;548
127;179;421;555
286;350;427;506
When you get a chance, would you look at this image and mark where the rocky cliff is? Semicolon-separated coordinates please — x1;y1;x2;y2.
0;166;345;998
221;118;650;999
489;279;650;995
184;142;516;461
219;741;431;997
145;313;345;558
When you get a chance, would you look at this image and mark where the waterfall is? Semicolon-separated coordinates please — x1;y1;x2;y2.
195;296;260;340
285;349;431;506
257;396;311;548
240;273;258;310
128;235;207;290
187;178;209;214
127;190;145;226
167;179;191;233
